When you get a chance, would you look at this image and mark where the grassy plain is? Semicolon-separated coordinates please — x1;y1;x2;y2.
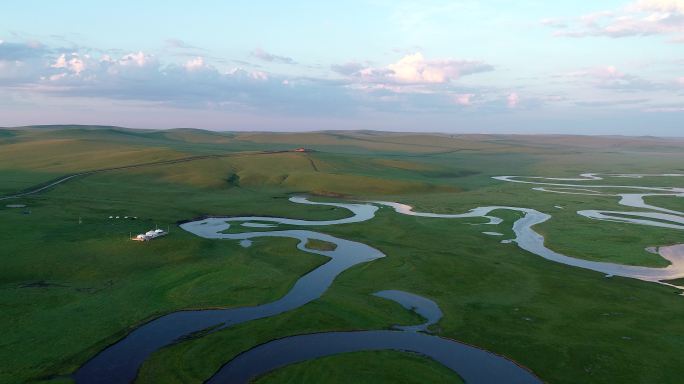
1;126;683;383
255;351;464;384
304;238;338;251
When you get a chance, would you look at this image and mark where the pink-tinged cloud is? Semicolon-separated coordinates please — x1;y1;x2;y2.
563;65;663;91
252;71;268;80
337;53;493;87
630;0;684;13
48;73;66;81
453;93;474;105
547;0;684;42
184;57;206;71
567;65;625;79
51;53;86;75
678;76;684;85
507;92;520;108
387;53;492;84
119;51;150;67
389;53;455;83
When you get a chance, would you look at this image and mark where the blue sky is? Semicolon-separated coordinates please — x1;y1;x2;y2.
1;0;683;135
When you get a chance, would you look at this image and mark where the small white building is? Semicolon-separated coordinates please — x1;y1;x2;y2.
132;228;167;241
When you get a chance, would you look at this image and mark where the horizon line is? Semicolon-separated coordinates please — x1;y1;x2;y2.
3;124;684;139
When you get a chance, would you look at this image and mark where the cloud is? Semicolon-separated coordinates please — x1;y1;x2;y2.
507;92;520;108
575;98;650;107
0;39;356;116
644;102;684;112
547;0;684;42
453;93;474;106
0;40;52;85
251;48;296;64
389;53;491;83
331;61;366;76
1;37;503;118
9;38;662;122
51;53;86;75
0;46;356;116
165;38;202;50
119;51;151;67
563;65;664;91
0;59;39;85
338;52;493;85
0;40;46;60
184;57;206;71
630;0;684;13
540;18;568;28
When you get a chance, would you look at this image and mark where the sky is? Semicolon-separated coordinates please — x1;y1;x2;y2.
1;0;683;135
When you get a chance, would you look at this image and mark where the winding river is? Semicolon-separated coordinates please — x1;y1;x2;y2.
74;173;684;383
207;290;537;383
74;201;384;384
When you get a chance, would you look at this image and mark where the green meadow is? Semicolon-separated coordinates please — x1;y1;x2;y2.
1;126;683;384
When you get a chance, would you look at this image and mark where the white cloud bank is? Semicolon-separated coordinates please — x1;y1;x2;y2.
335;53;493;85
544;0;684;42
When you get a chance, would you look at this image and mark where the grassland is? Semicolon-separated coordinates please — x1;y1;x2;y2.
304;238;338;251
254;351;464;383
1;126;683;384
